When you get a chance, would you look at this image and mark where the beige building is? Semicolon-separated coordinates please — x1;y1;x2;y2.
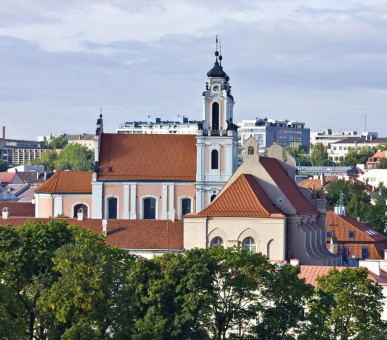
184;138;342;266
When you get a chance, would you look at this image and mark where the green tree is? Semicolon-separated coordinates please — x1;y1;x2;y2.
47;136;68;150
31;149;58;171
0;159;8;172
283;145;311;166
253;264;314;339
316;267;386;339
376;143;387;151
310;143;333;166
54;143;94;171
377;157;387;169
340;146;376;166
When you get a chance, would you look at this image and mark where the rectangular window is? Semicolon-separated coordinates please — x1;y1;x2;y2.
326;231;332;237
361;247;368;259
348;231;355;238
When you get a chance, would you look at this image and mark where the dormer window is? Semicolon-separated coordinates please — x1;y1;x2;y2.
108;166;113;172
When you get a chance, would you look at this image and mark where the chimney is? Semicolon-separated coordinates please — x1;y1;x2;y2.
44;172;47;181
2;207;9;219
290;259;300;266
77;208;84;221
102;219;108;236
384;249;387;260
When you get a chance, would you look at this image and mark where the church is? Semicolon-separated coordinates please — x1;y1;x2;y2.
30;42;341;265
35;44;239;220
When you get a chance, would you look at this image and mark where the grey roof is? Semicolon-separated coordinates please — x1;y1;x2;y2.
16;171;55;184
63;134;95;141
331;137;387;145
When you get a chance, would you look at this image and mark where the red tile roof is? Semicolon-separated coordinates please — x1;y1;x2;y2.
370;150;387;159
98;134;197;181
260;157;320;215
0;202;35;217
192;174;284;218
0;172;16;184
0;217;184;250
298;176;338;191
36;171;92;193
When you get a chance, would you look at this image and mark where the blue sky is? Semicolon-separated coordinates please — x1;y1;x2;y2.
1;0;387;140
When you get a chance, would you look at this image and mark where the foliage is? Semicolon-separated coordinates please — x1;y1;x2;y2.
310;143;334;166
46;136;68;150
316;267;386;339
339;146;376;166
0;158;8;172
377;157;387;169
253;264;314;339
376;143;387;151
325;180;369;211
283;145;311;166
54;143;94;171
31;149;58;171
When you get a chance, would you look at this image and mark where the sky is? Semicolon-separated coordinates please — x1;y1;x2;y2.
1;0;387;140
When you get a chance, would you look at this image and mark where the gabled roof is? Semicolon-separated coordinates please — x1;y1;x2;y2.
298;176;338;191
0;202;35;217
260;157;320;215
0;172;16;184
332;137;387;145
194;174;284;218
36;171;92;193
327;210;387;242
98;134;197;181
369;150;387;160
0;217;184;250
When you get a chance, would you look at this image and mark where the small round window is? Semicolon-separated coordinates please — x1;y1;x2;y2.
211;237;224;247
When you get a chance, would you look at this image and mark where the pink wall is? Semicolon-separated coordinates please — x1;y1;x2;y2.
39;197;53;218
104;185;124;219
175;185;196;215
63;197;92;218
136;185;162;219
220;146;225;172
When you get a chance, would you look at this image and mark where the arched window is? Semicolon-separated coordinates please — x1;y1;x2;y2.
212;102;219;130
144;197;156;219
211;237;224;247
248;146;254;155
211;150;219;169
107;197;118;219
73;203;88;218
211;194;217;202
181;198;191;216
243;237;256;253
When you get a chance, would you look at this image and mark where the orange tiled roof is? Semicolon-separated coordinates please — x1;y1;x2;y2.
195;174;284;218
0;217;183;250
0;172;16;184
98;134;197;181
36;171;92;193
327;210;387;243
370;150;387;159
298;176;338;191
0;202;35;217
260;157;320;215
299;265;346;287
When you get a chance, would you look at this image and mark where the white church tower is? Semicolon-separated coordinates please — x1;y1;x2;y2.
196;38;239;212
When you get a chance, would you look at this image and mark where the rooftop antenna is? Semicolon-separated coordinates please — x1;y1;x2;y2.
219;41;223;65
100;106;103;117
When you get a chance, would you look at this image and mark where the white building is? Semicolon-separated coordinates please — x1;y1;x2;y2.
310;129;361;146
116;115;200;135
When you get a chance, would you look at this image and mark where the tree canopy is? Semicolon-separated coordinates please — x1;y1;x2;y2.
0;158;8;172
310;143;334;166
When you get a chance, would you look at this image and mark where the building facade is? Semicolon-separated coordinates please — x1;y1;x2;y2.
116;116;199;135
238;118;310;154
310;129;361;146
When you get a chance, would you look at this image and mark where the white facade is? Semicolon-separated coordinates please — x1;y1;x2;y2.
116;116;199;135
357;169;387;189
310;129;360;146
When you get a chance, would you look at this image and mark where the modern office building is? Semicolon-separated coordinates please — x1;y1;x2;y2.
310;129;376;146
116;115;200;135
237;118;310;154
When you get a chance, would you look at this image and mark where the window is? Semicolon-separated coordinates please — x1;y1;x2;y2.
144;198;156;219
362;246;368;259
248;146;254;155
181;198;191;216
211;194;217;202
73;203;88;218
348;231;355;238
211;150;219;169
211;237;224;247
107;197;117;219
243;237;256;253
212;102;219;130
326;231;332;238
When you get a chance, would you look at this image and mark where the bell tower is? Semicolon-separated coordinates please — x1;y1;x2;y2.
195;38;239;212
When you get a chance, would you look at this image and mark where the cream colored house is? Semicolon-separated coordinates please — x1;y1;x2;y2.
184;137;342;266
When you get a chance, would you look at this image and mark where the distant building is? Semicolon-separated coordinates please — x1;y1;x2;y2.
0;127;45;166
116;116;200;135
366;150;387;170
328;133;387;162
237;118;310;154
64;134;95;149
310;129;361;146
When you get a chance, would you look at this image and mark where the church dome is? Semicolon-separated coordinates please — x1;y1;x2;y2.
207;60;226;78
